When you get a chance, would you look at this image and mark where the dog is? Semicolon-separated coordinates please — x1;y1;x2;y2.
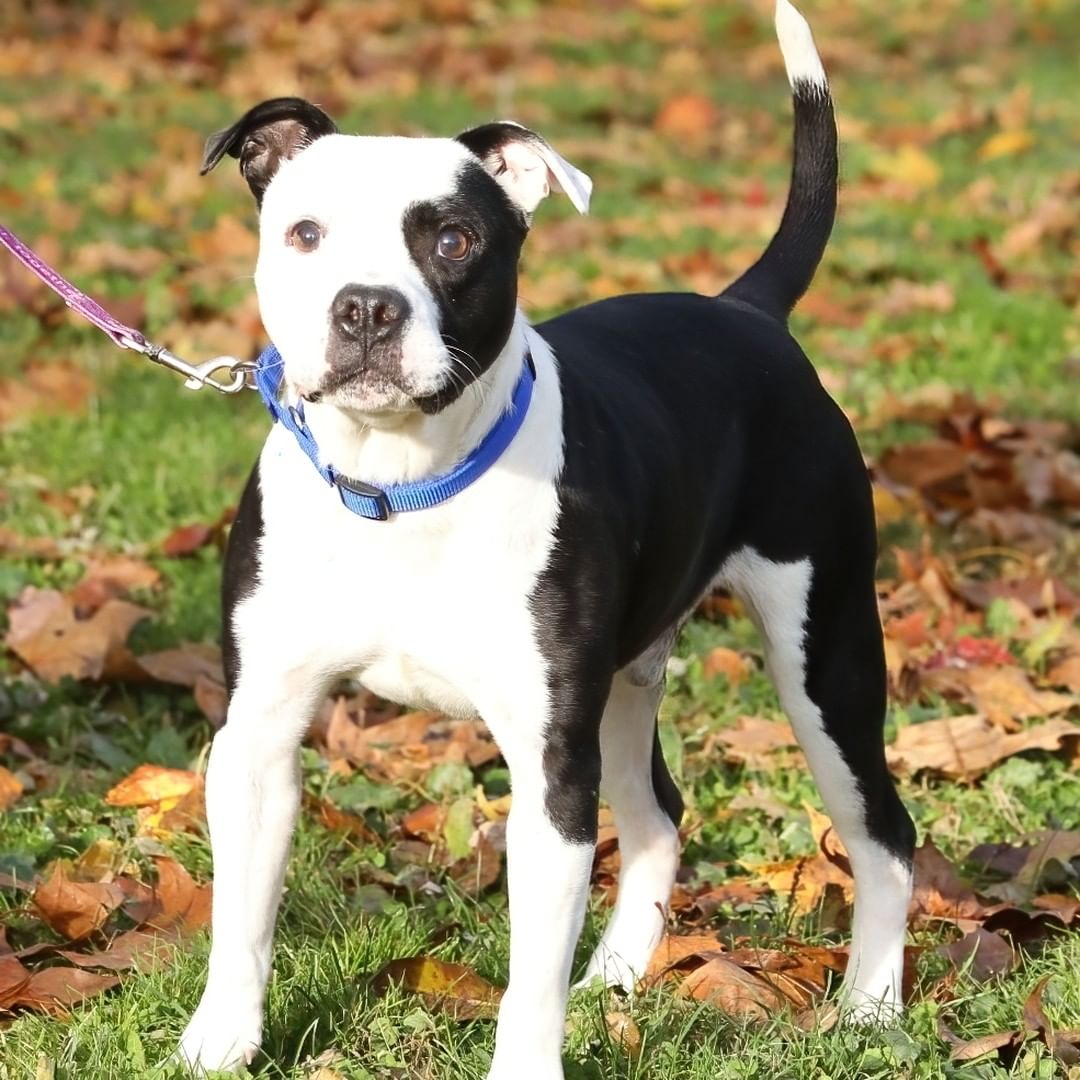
177;2;915;1075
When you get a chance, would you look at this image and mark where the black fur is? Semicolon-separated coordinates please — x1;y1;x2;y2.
221;460;264;699
201;97;338;205
402;162;527;414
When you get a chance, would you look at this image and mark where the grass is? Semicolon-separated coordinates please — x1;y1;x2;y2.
1;0;1079;1077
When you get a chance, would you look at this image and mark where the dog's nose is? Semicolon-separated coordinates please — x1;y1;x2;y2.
331;285;410;343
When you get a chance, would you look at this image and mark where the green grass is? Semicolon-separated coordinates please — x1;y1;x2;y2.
1;0;1079;1076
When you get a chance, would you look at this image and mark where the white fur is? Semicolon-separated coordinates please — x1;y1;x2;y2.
718;549;910;1015
576;671;680;991
775;0;828;90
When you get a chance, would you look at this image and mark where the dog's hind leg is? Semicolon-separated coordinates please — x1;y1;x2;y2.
720;547;915;1021
576;650;683;992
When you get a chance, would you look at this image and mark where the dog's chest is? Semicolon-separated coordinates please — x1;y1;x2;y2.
245;393;563;719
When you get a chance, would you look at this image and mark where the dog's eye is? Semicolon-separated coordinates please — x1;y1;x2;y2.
436;227;471;261
287;219;323;253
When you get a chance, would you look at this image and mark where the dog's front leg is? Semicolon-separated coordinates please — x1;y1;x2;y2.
486;714;601;1080
177;680;317;1073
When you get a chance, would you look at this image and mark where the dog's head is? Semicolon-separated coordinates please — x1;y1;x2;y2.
201;97;591;417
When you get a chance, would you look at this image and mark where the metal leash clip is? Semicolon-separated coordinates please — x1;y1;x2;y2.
136;339;257;394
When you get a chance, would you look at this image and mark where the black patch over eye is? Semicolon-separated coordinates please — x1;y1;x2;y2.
287;219;323;252
437;227;471;261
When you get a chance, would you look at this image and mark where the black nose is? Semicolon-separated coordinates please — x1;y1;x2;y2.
331;285;410;343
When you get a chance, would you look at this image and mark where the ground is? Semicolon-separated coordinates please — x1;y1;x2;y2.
0;1;1078;1078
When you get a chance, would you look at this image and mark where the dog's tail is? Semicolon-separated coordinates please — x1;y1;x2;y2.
722;0;837;321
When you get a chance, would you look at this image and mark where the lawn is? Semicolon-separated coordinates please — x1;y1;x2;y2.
1;1;1078;1078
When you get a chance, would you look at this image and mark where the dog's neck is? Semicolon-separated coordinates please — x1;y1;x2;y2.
296;312;531;488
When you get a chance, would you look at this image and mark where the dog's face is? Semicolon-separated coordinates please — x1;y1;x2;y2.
202;98;591;417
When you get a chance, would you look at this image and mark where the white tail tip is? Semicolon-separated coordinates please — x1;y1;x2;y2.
775;0;828;90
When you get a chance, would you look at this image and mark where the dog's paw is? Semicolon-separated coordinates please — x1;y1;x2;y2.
174;1003;262;1075
572;943;640;994
836;988;903;1028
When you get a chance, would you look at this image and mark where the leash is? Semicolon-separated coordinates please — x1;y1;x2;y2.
0;224;254;393
2;224;537;521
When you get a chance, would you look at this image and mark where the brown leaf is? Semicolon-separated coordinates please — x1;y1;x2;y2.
712;716;799;768
1046;653;1080;694
984;830;1080;904
2;966;119;1015
57;929;176;973
5;587;151;682
161;523;213;558
1023;976;1080;1065
604;1012;642;1058
401;803;447;841
0;954;31;1009
676;956;785;1020
303;792;378;843
938;928;1014;982
142;858;211;934
920;665;1076;731
194;673;229;727
946;1027;1026;1064
644;933;728;984
702;647;750;685
371;956;503;1020
911;840;988;929
887;713;1080;781
134;643;224;687
69;556;160;616
0;765;23;810
31;863;125;941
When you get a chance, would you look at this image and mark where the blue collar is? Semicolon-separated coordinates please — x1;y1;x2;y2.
252;344;535;521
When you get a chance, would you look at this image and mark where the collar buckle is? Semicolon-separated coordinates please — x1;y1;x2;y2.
334;474;391;521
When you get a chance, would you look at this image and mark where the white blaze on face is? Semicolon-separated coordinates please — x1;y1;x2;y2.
254;134;476;403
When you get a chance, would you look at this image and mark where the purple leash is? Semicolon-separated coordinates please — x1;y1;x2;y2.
0;224;254;394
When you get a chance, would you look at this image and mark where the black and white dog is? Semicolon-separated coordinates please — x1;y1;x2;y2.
178;2;914;1074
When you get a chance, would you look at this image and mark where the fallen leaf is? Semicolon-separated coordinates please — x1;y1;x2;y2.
938;928;1014;982
604;1011;642;1057
978;129;1035;162
1;966;119;1015
143;857;211;934
0;765;23;810
69;556;160;615
887;713;1080;781
57;929;176;973
371;956;503;1019
31;863;125;941
676;955;785;1020
161;523;213;558
1023;976;1080;1066
134;643;224;687
105;764;201;808
920;665;1076;731
702;646;750;685
711;715;799;768
644;933;728;984
5;586;150;682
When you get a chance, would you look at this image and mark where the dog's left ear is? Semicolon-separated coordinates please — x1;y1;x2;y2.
200;97;338;205
456;121;592;217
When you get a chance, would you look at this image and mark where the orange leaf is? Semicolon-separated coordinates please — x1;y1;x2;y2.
105;764;201;808
0;765;23;810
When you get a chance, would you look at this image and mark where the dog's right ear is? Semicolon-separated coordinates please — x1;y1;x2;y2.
200;97;338;205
